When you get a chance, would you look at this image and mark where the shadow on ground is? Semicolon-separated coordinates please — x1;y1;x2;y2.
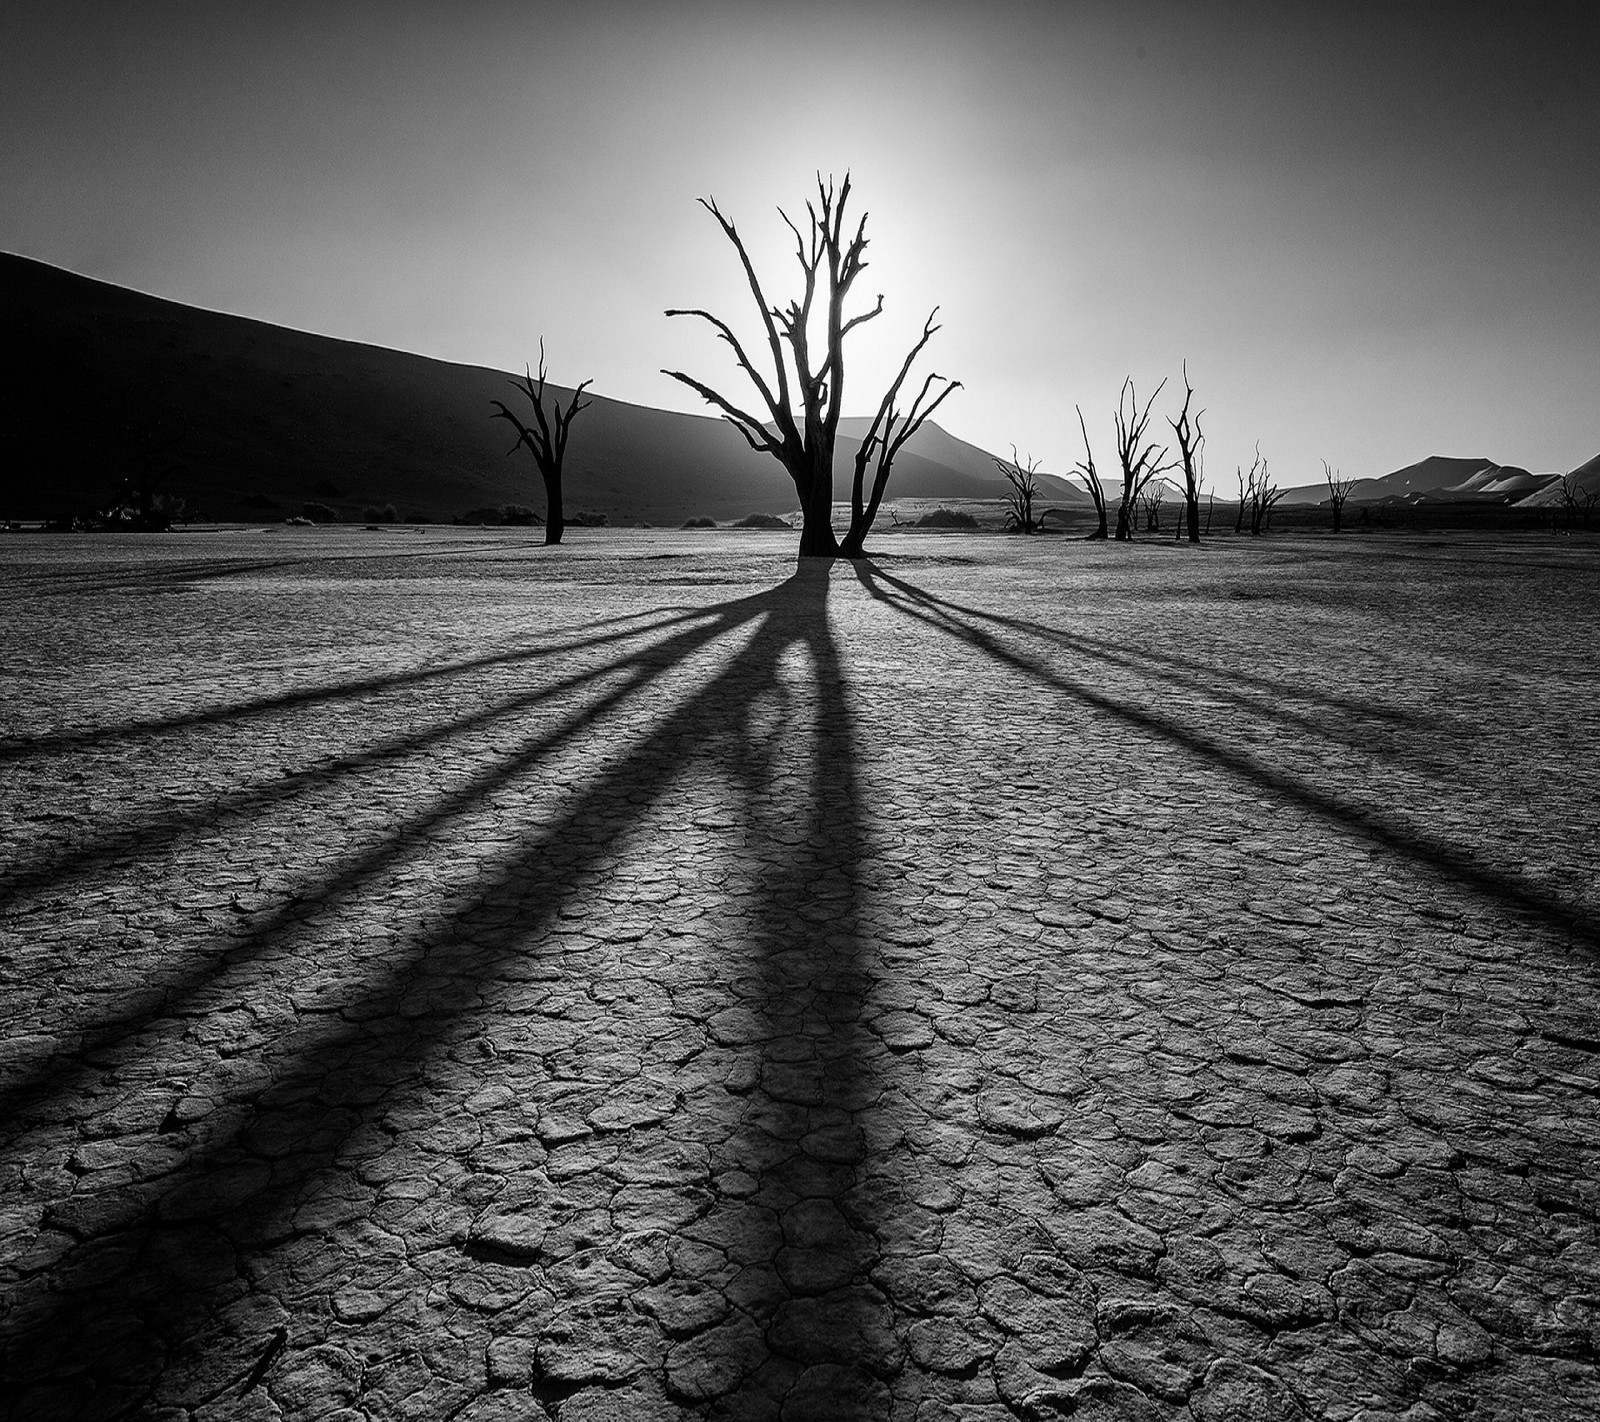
2;544;1597;1419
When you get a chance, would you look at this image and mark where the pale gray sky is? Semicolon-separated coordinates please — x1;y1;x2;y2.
4;0;1597;483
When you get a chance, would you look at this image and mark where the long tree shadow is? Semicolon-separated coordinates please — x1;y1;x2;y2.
0;605;732;907
0;585;812;1130
0;601;705;765
0;535;543;598
1;562;886;1415
852;560;1599;951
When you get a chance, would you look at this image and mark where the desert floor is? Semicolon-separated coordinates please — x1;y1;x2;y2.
2;526;1597;1421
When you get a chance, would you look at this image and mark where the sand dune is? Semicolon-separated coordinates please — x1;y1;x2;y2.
0;254;1025;525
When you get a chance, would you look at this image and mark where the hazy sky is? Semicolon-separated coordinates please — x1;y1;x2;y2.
4;0;1597;484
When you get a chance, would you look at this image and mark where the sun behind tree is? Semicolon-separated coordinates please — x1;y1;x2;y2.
663;173;959;559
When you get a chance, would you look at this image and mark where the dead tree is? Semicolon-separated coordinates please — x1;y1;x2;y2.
841;312;963;557
1113;377;1172;540
1074;405;1109;539
1169;362;1205;543
1245;448;1286;535
996;446;1051;533
490;341;593;546
664;174;958;558
1260;481;1288;532
1323;460;1356;533
1138;482;1165;532
1237;444;1276;536
1559;474;1597;530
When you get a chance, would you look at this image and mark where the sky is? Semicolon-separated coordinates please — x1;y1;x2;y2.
4;0;1598;486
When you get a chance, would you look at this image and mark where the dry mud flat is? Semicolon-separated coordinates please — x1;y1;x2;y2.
1;526;1597;1421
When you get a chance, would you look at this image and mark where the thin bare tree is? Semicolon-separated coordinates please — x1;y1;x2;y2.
663;174;957;558
1236;443;1281;536
1074;405;1110;540
1138;482;1165;532
1323;460;1356;533
1558;474;1598;530
490;341;593;546
841;313;963;557
1169;362;1205;543
1245;448;1286;535
1113;376;1172;541
995;446;1052;534
1260;481;1288;532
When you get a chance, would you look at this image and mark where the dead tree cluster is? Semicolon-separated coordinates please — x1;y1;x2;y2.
1234;445;1285;536
492;192;1387;557
1112;377;1174;541
664;174;959;558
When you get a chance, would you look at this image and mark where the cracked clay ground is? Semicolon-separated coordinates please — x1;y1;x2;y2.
1;527;1597;1422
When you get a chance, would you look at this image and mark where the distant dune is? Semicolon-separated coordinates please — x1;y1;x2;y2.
0;254;1033;525
1278;452;1595;509
1516;450;1600;507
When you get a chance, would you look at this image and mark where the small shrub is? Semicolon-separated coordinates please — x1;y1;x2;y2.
917;507;980;528
362;504;399;524
681;516;717;529
501;504;542;526
731;513;792;529
570;510;609;527
301;502;338;524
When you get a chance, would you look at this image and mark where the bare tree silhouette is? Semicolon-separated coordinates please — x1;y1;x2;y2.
490;340;593;545
1323;460;1356;533
1252;452;1287;535
1558;473;1597;530
1169;362;1205;544
1235;444;1284;536
1138;480;1165;532
1112;376;1172;541
995;446;1051;534
664;174;957;558
1073;405;1109;540
840;310;962;557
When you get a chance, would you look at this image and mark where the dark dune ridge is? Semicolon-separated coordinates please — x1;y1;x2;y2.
4;253;1591;527
0;254;1046;527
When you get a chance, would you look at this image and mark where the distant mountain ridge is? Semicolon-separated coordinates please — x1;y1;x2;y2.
0;254;1031;524
1279;452;1596;508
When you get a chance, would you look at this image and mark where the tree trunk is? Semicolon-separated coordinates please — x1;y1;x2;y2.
796;464;839;558
1114;499;1133;541
1084;483;1108;539
1186;495;1200;543
543;468;564;546
1331;501;1343;534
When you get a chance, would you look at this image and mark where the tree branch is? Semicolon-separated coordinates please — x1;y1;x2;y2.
660;368;779;454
